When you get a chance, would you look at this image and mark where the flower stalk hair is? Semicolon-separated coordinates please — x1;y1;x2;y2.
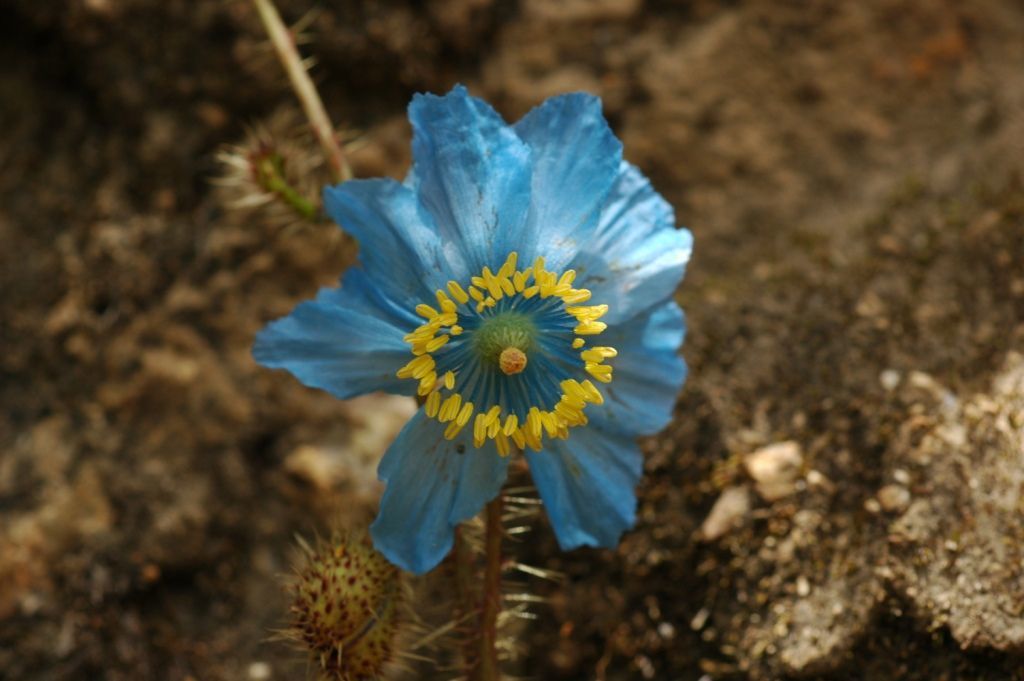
254;84;692;577
252;0;352;183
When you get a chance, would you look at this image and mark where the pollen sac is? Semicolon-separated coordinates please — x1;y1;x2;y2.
498;346;527;375
290;536;404;681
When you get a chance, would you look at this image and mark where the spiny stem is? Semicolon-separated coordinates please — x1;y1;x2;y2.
453;528;479;674
477;496;504;681
452;497;504;681
252;0;352;183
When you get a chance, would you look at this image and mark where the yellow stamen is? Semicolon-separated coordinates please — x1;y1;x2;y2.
415;303;439;319
447;280;470;305
418;372;437;396
495;432;510;457
585;362;613;383
425;335;450;352
399;251;617;453
456;401;474;427
473;413;487;447
425;390;441;418
444;419;467;440
580;379;604;404
439;394;461;422
562;289;592;304
574;320;608;335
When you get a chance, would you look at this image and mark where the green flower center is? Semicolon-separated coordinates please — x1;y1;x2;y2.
472;311;536;371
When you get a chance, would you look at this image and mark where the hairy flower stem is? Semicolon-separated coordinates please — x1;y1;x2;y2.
252;0;353;183
477;496;504;681
454;497;504;681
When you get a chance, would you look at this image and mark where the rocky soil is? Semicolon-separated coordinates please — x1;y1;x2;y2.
2;1;1022;679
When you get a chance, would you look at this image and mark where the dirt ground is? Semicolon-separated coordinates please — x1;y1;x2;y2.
2;0;1023;679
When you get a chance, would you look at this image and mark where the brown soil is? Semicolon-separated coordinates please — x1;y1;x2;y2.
2;1;1023;680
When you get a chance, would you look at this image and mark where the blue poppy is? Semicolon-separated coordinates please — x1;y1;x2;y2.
254;85;692;574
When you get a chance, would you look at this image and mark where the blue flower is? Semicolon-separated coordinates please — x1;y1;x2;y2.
254;86;692;574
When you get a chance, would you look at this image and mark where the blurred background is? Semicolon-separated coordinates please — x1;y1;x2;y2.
2;0;1023;679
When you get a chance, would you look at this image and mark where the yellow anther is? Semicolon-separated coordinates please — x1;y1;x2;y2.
415;303;439;319
498;347;527;376
398;355;433;379
510;428;526;449
580;379;604;404
473;413;487;447
528;407;543;440
562;289;592;304
425;335;450;352
485;405;501;426
503;414;519;436
469;286;485;302
439;394;461;422
541;412;560;437
567;304;609;320
450;325;463;336
585;362;613;383
572;338;585;349
499;252;518;278
456;401;474;427
425;390;441;418
487;418;501;439
443;418;467;440
574;320;608;335
513;270;527;291
481;267;503;299
522;285;539;299
558;270;577;287
499;277;515;296
495;432;510;457
447;280;470;305
581;346;617;363
443;371;456;390
418;371;437;396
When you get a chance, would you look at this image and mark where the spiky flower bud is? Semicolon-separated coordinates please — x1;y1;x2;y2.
289;536;405;680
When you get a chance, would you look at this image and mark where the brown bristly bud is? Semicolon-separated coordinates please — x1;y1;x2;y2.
287;534;406;680
214;107;344;225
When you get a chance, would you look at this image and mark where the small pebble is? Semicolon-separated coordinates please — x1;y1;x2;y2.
877;484;911;512
880;369;901;391
700;486;751;540
744;441;803;501
248;662;271;681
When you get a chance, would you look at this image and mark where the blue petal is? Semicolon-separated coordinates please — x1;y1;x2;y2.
526;426;642;550
371;410;510;574
512;94;623;269
407;85;532;274
592;301;687;437
253;268;417;399
323;178;466;306
572;162;693;324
